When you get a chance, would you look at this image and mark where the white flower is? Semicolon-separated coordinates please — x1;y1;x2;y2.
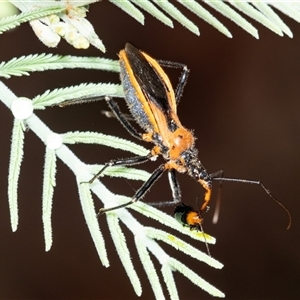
11;0;105;51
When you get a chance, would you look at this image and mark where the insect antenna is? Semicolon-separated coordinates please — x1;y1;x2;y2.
212;177;292;230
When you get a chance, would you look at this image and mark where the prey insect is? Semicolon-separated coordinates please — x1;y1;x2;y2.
63;43;291;230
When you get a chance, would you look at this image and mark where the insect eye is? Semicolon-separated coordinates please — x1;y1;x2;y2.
168;120;178;132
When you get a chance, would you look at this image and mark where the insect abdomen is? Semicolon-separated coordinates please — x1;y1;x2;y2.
119;60;153;131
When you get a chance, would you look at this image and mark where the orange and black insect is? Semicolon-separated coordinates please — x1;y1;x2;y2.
67;43;291;230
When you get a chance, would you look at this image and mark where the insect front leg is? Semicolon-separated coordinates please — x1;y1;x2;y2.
99;164;166;213
147;169;182;207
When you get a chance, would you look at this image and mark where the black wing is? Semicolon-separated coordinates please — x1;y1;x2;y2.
124;43;172;116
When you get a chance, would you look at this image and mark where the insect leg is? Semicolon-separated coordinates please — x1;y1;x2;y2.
148;169;182;206
88;153;152;184
59;96;106;107
157;60;190;103
104;96;143;140
61;95;143;140
174;65;189;103
99;164;166;213
101;110;134;121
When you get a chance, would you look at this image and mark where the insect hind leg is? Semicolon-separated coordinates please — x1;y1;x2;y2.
59;95;143;141
104;96;143;140
101;109;134;121
157;60;190;104
59;96;106;107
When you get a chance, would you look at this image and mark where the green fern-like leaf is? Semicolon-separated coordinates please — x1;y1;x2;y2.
1;1;299;54
108;0;300;39
0;5;66;34
0;53;119;79
0;80;225;299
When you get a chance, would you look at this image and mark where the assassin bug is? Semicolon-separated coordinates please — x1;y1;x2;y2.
63;43;291;230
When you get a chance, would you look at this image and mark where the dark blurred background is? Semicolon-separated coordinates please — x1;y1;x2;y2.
0;2;300;299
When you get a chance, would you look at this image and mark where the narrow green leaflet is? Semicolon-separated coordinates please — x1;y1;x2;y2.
130;200;216;244
145;227;223;269
7;119;25;232
252;1;293;37
168;257;225;297
131;0;173;28
77;179;109;267
0;53;119;79
270;2;300;23
107;214;142;296
0;5;66;34
109;0;145;24
161;264;179;299
178;0;229;37
135;236;165;299
42;148;57;251
229;1;282;36
32;83;123;109
154;0;199;35
204;0;259;39
87;165;151;181
62;131;148;156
